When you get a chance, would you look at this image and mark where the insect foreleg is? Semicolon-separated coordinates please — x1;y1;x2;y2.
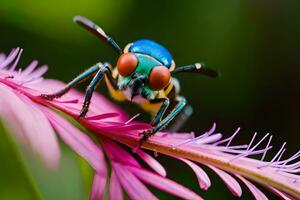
167;104;193;132
78;65;110;118
103;62;118;90
140;96;187;143
150;98;170;126
41;63;102;99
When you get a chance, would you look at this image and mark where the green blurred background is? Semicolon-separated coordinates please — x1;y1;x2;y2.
0;0;299;199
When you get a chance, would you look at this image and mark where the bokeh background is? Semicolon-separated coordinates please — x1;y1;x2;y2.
0;0;299;199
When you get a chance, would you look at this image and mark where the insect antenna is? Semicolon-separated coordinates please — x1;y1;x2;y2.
171;63;219;78
74;16;122;54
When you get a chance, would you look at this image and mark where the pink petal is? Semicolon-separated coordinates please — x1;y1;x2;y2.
268;187;296;200
128;166;203;200
113;163;158;200
0;84;60;168
207;165;242;197
90;172;107;200
9;48;23;71
26;65;48;80
43;108;106;173
109;170;123;200
156;131;195;139
136;149;167;177
106;122;151;132
102;139;141;168
0;48;19;69
86;113;120;121
0;53;6;63
237;175;268;200
20;60;38;77
179;158;211;190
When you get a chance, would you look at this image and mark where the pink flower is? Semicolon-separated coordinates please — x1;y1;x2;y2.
0;48;299;200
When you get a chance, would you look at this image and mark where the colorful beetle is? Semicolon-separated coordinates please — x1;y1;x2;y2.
41;16;218;142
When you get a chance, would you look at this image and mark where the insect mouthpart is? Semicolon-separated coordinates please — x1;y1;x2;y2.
128;75;147;101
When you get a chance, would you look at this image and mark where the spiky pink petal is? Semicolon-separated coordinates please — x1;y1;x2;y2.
207;165;242;197
102;139;158;200
128;166;203;200
0;48;20;69
44;108;106;173
19;60;38;77
102;139;203;200
179;158;211;190
269;187;296;200
237;175;268;200
102;139;141;168
113;163;158;200
86;113;120;121
9;48;22;71
0;53;6;63
136;149;167;177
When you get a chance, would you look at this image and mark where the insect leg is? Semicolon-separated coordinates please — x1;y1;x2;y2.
103;62;118;89
150;98;170;126
78;66;109;118
140;96;187;142
167;104;193;132
41;63;101;99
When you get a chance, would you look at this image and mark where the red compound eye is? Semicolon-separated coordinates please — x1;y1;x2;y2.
149;66;171;90
117;53;138;77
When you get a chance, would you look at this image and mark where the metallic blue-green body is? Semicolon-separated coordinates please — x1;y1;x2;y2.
129;39;173;67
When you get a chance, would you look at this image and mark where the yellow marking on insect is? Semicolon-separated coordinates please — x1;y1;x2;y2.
140;100;163;115
105;76;126;101
163;80;174;96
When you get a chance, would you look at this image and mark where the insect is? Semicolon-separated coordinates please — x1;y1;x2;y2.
41;16;218;143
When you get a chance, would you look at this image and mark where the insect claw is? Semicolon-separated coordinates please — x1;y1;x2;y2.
139;134;149;146
77;114;84;119
77;113;85;119
78;109;87;119
139;128;155;145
